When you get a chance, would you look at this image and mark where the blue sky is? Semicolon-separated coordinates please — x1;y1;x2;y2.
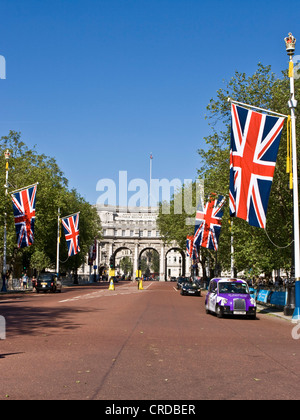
0;0;298;205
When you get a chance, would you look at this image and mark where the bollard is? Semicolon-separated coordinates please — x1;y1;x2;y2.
0;316;6;339
284;279;295;316
1;274;7;292
108;278;115;291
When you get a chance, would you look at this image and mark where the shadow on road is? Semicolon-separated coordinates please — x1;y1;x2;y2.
0;303;105;337
0;352;24;359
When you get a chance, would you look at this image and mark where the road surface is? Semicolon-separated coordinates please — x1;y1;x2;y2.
0;281;299;400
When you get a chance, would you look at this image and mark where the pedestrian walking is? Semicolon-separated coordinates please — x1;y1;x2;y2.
32;275;37;289
22;272;29;290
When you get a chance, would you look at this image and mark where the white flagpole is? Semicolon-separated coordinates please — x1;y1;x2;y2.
2;150;10;292
230;219;235;278
10;182;39;196
56;208;60;276
284;33;300;322
290;61;300;282
227;98;289;118
149;153;152;207
61;211;80;220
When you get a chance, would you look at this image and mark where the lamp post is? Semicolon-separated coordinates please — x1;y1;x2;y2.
2;149;11;292
284;33;300;322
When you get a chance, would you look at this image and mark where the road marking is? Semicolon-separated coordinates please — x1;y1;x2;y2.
59;282;153;303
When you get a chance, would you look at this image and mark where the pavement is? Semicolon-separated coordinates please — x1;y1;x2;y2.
0;279;108;294
256;304;293;322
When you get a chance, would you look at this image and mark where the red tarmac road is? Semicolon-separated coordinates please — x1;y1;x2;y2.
0;281;300;400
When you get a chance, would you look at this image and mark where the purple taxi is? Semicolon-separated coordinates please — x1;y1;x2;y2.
205;278;256;319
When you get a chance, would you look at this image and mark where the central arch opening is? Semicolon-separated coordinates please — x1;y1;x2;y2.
139;247;160;280
165;248;186;281
114;247;133;279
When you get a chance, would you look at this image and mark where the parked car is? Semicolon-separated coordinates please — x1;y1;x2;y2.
205;278;256;319
181;281;201;296
36;273;62;293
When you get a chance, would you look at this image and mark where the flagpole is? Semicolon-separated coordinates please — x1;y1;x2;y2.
284;33;300;322
149;153;152;207
61;211;80;220
227;98;289;118
10;182;39;195
230;219;235;278
1;149;10;292
56;207;60;276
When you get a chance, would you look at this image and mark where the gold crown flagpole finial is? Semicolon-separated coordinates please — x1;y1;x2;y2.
4;149;10;171
284;32;296;56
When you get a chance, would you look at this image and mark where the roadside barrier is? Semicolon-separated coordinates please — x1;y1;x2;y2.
250;287;287;308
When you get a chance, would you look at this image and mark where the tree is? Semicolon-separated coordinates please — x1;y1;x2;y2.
158;63;297;277
120;256;133;276
0;131;102;277
157;181;199;250
197;63;297;276
157;183;218;279
58;188;101;274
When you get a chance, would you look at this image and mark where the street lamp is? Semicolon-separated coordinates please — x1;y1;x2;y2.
2;149;11;292
284;33;300;322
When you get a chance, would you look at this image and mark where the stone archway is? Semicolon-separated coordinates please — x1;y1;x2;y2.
113;246;133;277
91;205;192;281
165;247;186;281
139;247;160;278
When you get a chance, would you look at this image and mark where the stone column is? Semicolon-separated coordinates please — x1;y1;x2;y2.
108;242;113;260
133;243;139;280
159;245;165;281
186;254;191;277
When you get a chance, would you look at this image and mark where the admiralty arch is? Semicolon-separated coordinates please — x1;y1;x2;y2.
81;204;192;280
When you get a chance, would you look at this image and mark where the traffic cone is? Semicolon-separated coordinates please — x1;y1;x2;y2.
138;279;144;290
108;278;115;291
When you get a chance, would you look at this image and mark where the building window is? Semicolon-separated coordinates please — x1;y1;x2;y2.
148;231;151;237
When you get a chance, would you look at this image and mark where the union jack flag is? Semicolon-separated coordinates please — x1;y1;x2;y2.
194;194;226;251
11;184;37;248
186;235;198;259
230;103;285;228
61;212;80;257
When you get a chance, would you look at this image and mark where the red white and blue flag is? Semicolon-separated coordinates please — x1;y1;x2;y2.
186;235;198;259
230;103;285;228
194;194;226;251
61;212;80;257
11;184;37;248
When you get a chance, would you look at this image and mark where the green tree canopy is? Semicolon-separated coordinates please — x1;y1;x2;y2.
158;63;297;278
0;131;101;276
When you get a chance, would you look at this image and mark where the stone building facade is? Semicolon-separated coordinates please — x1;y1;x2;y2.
79;204;192;280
